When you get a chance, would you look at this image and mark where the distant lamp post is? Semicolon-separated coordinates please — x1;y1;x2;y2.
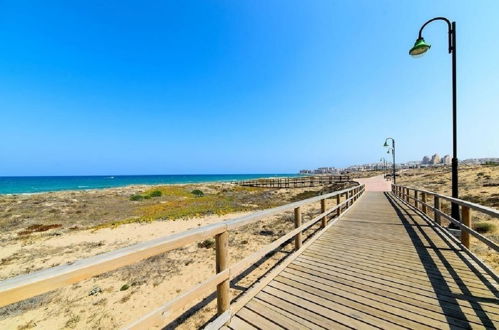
380;157;387;178
409;17;460;222
384;138;396;184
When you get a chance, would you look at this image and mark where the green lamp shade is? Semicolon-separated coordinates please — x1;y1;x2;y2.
409;38;431;57
383;141;389;147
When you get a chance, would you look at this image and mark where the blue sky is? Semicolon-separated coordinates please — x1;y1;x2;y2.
0;1;498;175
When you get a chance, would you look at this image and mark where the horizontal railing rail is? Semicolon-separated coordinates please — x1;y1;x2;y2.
392;184;499;252
236;175;352;188
0;184;365;329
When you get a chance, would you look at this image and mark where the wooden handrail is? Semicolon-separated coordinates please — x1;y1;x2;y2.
0;184;365;329
392;184;499;252
393;184;499;218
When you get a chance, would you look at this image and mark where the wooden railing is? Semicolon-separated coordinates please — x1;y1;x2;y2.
392;184;499;252
0;184;365;329
237;175;352;188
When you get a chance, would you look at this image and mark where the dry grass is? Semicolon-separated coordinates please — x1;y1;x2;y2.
0;184;287;235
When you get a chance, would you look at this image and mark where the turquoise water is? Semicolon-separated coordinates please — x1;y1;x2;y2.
0;174;299;194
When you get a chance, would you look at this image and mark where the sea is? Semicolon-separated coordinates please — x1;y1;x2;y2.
0;174;300;195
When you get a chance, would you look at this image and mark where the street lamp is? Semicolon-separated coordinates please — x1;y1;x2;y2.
384;138;396;184
380;157;386;177
409;17;460;222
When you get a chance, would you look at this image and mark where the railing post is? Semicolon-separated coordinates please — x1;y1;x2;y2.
414;190;418;209
294;207;302;250
215;231;229;315
421;192;427;214
336;194;341;217
406;188;410;203
321;199;327;228
434;196;441;225
461;206;471;249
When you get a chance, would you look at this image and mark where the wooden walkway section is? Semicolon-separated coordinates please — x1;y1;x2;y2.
237;175;351;188
225;192;499;329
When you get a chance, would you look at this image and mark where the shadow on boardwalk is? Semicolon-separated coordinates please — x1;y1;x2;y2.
385;192;496;328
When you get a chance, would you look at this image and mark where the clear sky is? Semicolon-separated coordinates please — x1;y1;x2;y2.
0;1;498;175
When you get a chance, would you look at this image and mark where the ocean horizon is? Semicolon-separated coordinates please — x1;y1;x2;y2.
0;174;300;195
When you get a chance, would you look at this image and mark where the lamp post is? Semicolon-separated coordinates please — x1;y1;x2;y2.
409;17;460;222
380;157;387;178
384;138;396;184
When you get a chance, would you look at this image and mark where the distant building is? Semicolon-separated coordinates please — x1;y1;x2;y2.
315;167;337;174
441;155;451;165
299;167;338;175
431;153;441;165
422;156;430;165
461;158;499;165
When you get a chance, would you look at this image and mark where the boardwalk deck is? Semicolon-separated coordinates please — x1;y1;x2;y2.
225;192;499;329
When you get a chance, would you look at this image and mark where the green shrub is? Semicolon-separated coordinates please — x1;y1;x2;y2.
473;222;496;233
148;190;162;197
191;189;204;197
130;194;144;201
120;284;130;291
197;239;215;249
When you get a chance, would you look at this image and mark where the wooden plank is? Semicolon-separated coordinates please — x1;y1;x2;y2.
246;300;308;329
294;207;302;250
252;297;320;329
255;291;352;329
237;307;283;330
461;206;471;249
216;231;230;314
204;310;231;330
228;316;258;330
321;199;327;228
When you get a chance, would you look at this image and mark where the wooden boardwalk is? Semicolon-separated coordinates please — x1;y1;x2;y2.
225;192;499;329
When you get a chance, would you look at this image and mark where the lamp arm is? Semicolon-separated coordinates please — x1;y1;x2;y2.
385;137;395;148
418;17;453;54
